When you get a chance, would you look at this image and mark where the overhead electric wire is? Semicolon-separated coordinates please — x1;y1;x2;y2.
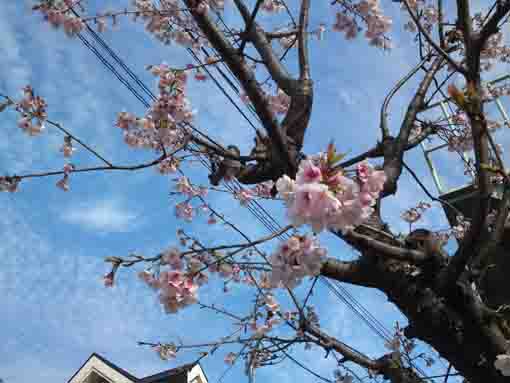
71;8;157;103
76;33;150;107
321;278;392;342
185;46;260;132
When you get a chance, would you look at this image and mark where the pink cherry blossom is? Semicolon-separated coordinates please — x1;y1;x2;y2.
224;352;237;365
261;0;285;13
276;153;385;233
194;71;207;81
56;175;70;191
235;188;255;206
138;270;160;289
296;159;323;185
103;272;114;287
175;176;194;196
154;270;199;313
63;163;75;175
276;175;295;201
254;181;274;198
0;177;20;193
154;344;177;360
157;157;179;174
161;247;183;270
60;136;76;157
357;161;371;183
175;201;194;221
288;182;339;233
63;17;85;37
270;235;327;289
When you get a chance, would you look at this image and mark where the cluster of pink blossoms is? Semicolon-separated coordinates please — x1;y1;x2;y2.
116;63;193;151
133;0;205;48
333;0;392;48
138;247;201;314
444;112;501;153
60;135;76;157
401;202;431;225
247;294;283;338
153;343;178;360
33;1;85;37
261;0;285;13
233;181;274;206
402;1;438;34
241;88;290;116
276;153;386;234
15;85;47;136
0;176;21;193
172;176;208;221
481;32;510;71
138;240;246;313
269;235;327;289
157;156;180;174
55;163;75;192
451;215;470;240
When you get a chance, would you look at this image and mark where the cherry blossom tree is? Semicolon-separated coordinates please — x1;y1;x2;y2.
4;0;510;382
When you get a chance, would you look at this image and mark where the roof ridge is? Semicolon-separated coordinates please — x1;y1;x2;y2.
90;353;139;382
139;362;197;383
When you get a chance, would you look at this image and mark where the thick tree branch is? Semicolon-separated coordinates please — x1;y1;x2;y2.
297;0;311;80
380;55;431;139
232;0;296;93
437;0;445;48
304;323;381;370
305;324;426;383
320;256;383;288
342;230;428;263
381;56;444;197
478;1;510;49
439;184;510;293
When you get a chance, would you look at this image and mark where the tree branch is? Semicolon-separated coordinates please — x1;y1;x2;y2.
403;0;466;75
382;56;444;197
232;0;296;93
238;0;264;54
380;55;431;139
478;1;510;49
297;0;311;80
320;257;379;288
304;323;381;370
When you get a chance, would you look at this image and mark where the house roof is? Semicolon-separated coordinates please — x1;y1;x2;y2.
68;353;201;383
67;353;138;383
92;353;140;382
139;363;197;383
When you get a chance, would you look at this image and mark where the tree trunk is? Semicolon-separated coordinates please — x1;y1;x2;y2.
365;254;508;382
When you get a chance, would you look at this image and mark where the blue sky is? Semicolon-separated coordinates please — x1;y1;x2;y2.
1;1;509;383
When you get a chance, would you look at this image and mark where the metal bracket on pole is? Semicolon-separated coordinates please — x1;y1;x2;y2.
421;141;444;194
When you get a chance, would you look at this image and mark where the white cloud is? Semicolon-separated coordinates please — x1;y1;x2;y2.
60;199;141;233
